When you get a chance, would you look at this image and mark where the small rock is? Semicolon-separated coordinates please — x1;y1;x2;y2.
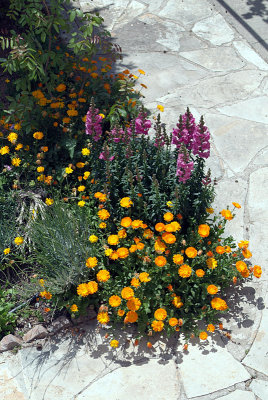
47;316;71;334
71;308;97;325
0;334;23;352
23;324;48;342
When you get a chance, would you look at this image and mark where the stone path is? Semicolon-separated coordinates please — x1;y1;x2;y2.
1;0;268;399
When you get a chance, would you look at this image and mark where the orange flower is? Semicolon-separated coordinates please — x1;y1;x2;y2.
233;276;237;284
163;212;173;222
236;260;247;273
198;224;210;238
96;270;110;282
109;295;121;307
127;297;141;311
129;245;137;253
155;256;167;267
121;217;132;228
86;257;98;268
207;324;215;332
131;277;140;288
211;297;228;311
121;287;134;300
124;311;138;323
131;219;143;229
143;229;154;239
178;264;192;278
118;309;125;316
155;223;165;232
196;269;205;277
161;232;176;244
220;209;233;220
199;331;208;340
173;254;184;265
232;202;241;208
253;265;262;278
185;247;197;258
151;320;164;332
154;308;167;321
207;285;218;295
137;242;145;250
238;240;249;249
216;246;225;254
154;237;166;253
147;342;152;348
207;251;213;257
242;248;252;259
207;258;217;269
139;272;150;282
117;247;129;259
172;296;183;308
169;318;178;327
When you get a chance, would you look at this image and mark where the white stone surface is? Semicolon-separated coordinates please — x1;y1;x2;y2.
243;291;268;375
216;389;256;400
156;21;185;51
117;0;147;26
234;41;268;70
193;14;235;45
178;339;251;398
179;47;244;72
204;113;268;173
249;379;268;400
0;364;27;400
77;358;180;399
218;96;268;125
158;0;213;26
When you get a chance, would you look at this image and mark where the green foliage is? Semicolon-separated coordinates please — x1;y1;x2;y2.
0;286;17;337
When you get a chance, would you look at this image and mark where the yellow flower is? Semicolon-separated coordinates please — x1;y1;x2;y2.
3;248;10;255
206;207;214;214
118;229;127;239
207;324;215;332
151;320;164;332
97;312;110;324
206;258;217;269
120;197;133;208
83;171;91;179
77;283;90;296
15;143;23;151
220;209;233;220
78;200;85;207
109;295;121;307
96;269;110;282
118;309;125;316
87;281;98;294
63;117;71;124
99;222;106;229
169;318;178;327
70;304;78;312
76;162;85;168
110;339;119;348
37;166;44;173
185;247;197;258
11;157;21;167
238;240;249;249
155;255;167;267
89;235;98;243
196;269;205;277
98;209;110;220
173;254;184;265
65;167;73;174
39;279;45;286
139;272;151;282
0;145;10;155
166;201;173;207
162;232;176;244
108;235;119;246
82;148;90;156
163;212;173;222
78;185;86;192
172;295;183;308
86;257;98;268
14;123;21;130
14;236;24;245
99;113;105;119
121;217;132;228
154;308;167;321
138;69;145;75
121;287;134;300
117;247;129;259
178;264;192;278
131;219;143;229
131;277;140;288
7;132;18;144
67;109;78;117
157;105;164;112
253;265;262;278
33;131;44;140
105;248;113;256
45;198;54;206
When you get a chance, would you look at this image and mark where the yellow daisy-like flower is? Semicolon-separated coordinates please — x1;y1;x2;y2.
15;143;23;151
78;200;85;207
196;269;205;277
199;331;208;340
109;295;121;307
105;248;113;256
220;209;233;220
207;285;218;295
3;248;10;255
86;257;98;268
173;254;184;265
155;255;167;267
127;297;141;311
108;235;119;246
83;171;91;180
110;339;119;348
65;167;73;174
45;198;54;206
77;283;90;297
157;105;164;112
120;197;133;208
131;219;143;229
0;145;10;155
211;297;228;311
139;272;151;282
14;236;24;245
117;247;129;259
56;83;66;92
87;281;98;294
206;258;217;269
198;224;210;238
118;309;125;316
131;277;140;288
185;247;197;258
232;202;241;208
97;312;110;324
78;185;86;192
169;318;179;327
7;132;18;144
154;237;166;253
118;229;127;239
81;148;90;156
207;324;215;332
37;166;44;173
67;109;78;117
70;304;78;312
11;157;21;167
99;222;106;229
163;212;173;222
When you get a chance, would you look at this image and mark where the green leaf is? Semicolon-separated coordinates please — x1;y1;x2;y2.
64;138;76;158
70;10;76;22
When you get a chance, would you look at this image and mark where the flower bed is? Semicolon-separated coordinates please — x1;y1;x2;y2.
0;0;262;345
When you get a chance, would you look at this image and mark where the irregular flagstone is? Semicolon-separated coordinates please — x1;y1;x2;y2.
204;113;268;173
116;0;147;26
0;364;27;400
158;70;266;109
233;41;268;71
216;389;256;400
249;379;268;400
76;358;181;400
243;291;268;376
157;0;214;26
0;334;23;352
22;325;48;342
218;96;268;125
192;13;235;45
177;337;251;398
179;47;244;72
